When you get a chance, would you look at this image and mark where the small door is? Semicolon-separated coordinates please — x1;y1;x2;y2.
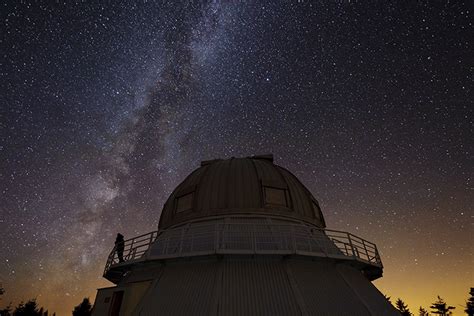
108;290;124;316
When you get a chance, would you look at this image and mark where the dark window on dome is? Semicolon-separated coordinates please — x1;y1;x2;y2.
312;201;322;221
264;187;288;207
176;192;193;213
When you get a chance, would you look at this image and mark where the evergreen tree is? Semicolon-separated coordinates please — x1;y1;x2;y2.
430;296;455;316
0;303;12;316
37;308;48;316
11;299;49;316
72;298;92;316
13;299;40;316
12;302;25;316
0;285;9;316
396;298;413;316
419;306;430;316
466;288;474;316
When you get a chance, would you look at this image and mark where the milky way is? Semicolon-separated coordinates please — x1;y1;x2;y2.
1;1;472;315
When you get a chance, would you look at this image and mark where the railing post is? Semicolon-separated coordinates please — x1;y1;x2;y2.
111;246;117;263
147;232;154;259
375;247;381;265
129;239;135;260
362;239;369;262
347;233;356;257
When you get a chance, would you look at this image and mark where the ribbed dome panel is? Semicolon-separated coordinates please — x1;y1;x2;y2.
158;155;325;229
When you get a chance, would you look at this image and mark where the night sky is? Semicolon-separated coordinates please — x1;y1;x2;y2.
1;1;472;315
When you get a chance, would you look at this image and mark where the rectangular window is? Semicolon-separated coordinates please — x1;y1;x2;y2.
176;192;193;213
264;187;288;207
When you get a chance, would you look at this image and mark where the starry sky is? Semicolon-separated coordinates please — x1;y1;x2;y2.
1;1;472;315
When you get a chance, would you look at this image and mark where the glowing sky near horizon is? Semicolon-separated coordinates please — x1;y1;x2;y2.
1;1;472;315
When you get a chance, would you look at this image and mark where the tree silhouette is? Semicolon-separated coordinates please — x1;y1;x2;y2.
36;309;47;316
430;296;455;315
72;298;92;316
418;306;430;316
466;288;474;316
9;300;49;316
13;300;39;316
0;303;12;316
0;284;10;316
396;298;413;316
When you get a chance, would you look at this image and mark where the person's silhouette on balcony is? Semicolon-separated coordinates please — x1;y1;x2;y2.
115;233;125;263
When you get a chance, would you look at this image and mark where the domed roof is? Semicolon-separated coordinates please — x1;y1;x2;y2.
158;155;326;229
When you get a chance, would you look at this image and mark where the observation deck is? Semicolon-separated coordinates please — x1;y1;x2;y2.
104;220;383;284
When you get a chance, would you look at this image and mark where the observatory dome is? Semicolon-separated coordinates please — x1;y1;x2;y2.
95;154;397;316
158;154;326;229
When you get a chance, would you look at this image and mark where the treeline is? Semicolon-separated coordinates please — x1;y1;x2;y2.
0;298;91;316
0;285;92;316
0;299;55;316
1;285;474;315
389;288;474;316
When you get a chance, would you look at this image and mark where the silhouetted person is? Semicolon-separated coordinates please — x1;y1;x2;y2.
115;233;125;263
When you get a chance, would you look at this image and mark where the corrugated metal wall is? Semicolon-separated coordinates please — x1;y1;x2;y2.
138;261;219;316
336;264;400;316
288;260;370;316
128;258;397;316
121;281;152;316
218;259;301;315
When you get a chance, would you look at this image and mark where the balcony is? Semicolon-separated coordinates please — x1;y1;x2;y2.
104;222;383;283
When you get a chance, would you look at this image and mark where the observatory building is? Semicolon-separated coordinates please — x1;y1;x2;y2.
92;155;398;315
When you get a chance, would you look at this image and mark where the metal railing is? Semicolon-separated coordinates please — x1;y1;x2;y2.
104;231;159;275
104;223;381;276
